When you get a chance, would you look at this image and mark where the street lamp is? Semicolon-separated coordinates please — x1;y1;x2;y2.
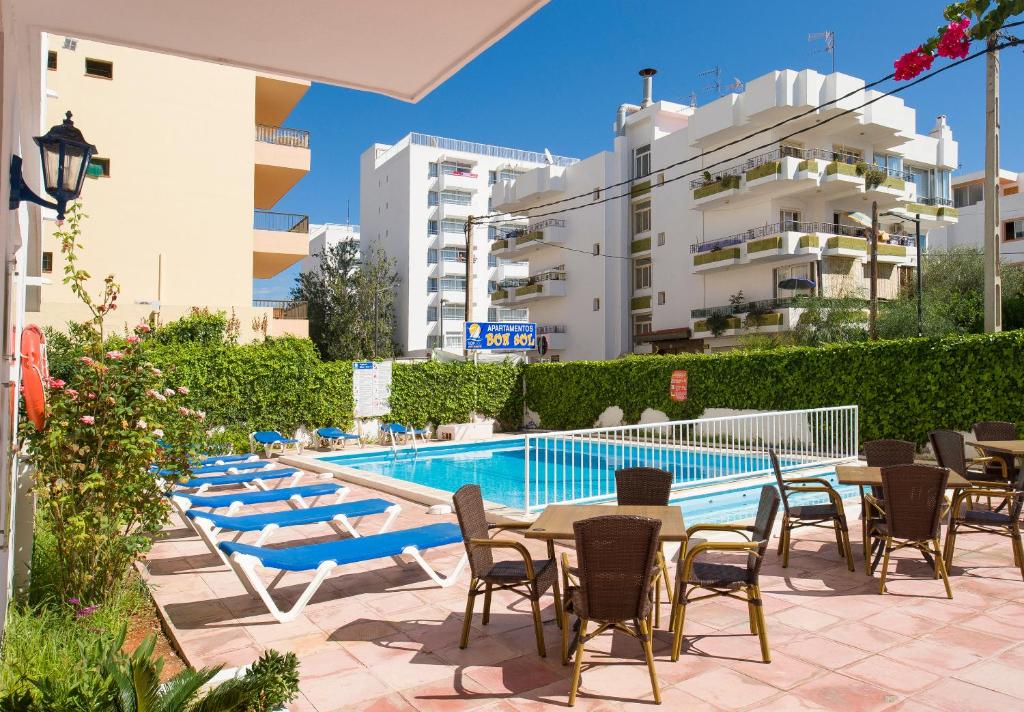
9;112;97;220
882;210;923;337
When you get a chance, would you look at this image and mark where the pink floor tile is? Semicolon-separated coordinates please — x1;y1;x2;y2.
840;655;941;694
675;667;781;709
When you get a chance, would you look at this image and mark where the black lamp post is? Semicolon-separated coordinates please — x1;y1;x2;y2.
883;210;924;337
9;112;97;221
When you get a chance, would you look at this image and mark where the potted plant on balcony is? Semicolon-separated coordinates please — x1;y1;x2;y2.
855;162;887;190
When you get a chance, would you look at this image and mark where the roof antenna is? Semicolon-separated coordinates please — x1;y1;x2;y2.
809;31;836;73
346;199;351;225
697;66;721;97
726;76;745;93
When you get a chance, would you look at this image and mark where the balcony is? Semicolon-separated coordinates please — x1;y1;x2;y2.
489;307;530;322
439;229;466;248
690;170;741;207
490;219;567;259
254;124;311;209
893;198;959;225
691;221;821;272
438;170;480;192
440;259;467;277
491;164;570;213
438;199;474;220
690;297;801;338
492;260;528;282
254;299;308;338
491;272;566;304
252;211;309;278
537;324;568;351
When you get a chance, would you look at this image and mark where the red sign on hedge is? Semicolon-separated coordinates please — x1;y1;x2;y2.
670;370;688;401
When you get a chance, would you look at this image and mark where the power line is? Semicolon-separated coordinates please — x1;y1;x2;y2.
472;40;1012;231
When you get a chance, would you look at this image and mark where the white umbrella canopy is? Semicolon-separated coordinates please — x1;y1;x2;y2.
19;0;549;102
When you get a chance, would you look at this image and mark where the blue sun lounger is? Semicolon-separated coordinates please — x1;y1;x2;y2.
170;482;350;516
157;460;272;476
198;453;259;466
315;427;361;450
185;498;402;561
173;467;306;493
251;430;303;457
219;522;468;623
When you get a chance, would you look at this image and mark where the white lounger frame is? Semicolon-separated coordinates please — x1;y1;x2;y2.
226;545;469;623
187;464;307;494
250;432;304;458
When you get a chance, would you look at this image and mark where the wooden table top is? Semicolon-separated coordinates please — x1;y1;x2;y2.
524;504;687;542
966;440;1024;456
835;464;971;488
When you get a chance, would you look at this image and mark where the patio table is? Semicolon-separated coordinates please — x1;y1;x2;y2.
836;464;971;489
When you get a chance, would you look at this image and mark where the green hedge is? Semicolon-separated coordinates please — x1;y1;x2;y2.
151;337;523;433
694;247;740;266
693;175;740;199
745;161;781;182
523;331;1024;445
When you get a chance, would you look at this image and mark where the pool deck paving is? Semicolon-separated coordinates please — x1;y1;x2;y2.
146;471;1024;711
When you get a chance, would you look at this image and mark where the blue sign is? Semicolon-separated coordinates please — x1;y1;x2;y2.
464;322;537;350
354;362;374;370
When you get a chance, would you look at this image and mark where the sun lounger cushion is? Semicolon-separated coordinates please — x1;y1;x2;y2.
176;467;300;489
253;431;298;445
317;427;359;439
199;453;258;465
176;483;344;509
188;498;394;532
155;460;269;476
220;522;462;572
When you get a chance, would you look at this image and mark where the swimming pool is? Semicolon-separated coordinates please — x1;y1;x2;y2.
321;439;857;519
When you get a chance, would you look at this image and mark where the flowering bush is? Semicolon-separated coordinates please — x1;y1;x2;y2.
20;204;205;602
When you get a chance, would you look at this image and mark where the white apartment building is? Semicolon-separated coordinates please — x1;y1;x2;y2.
301;222;361;274
360;133;577;355
929;169;1024;262
493;68;959;358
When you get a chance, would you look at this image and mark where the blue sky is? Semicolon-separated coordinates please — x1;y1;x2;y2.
255;0;1024;299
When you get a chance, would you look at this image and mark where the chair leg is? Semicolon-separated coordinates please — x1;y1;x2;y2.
751;585;771;664
781;520;791;568
1012;529;1024;582
747;597;757;634
568;619;588;707
878;538;892;595
658;547;673;607
560;606;570;666
832;517;845;557
654;569;661;629
943;524;958;568
530;594;547;657
839;520;855;573
933;538;953;599
460;581;477;649
638;619;661;704
670;597;687;662
482;583;492;625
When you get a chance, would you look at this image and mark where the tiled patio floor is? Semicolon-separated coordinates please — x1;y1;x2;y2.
144;475;1024;711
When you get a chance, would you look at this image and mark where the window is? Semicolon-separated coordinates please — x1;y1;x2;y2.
41;252;53;273
47;51;57;71
427;249;438;264
1005;220;1024;241
657;291;666;305
445;334;463;348
428;278;438;292
831;144;862;164
550;355;561;363
428;219;439;236
87;157;110;178
441;161;473;175
937;170;952;201
497;168;523;182
488;254;497;267
780;142;803;158
488;171;497;185
632;200;651;235
634;144;651;179
440;190;472;206
427;307;438;321
909;166;931;200
780;209;801;231
634;257;652;290
440;277;466;291
488;281;497;294
593;298;601;312
774;263;816;297
657;232;666;246
872;153;903;174
84;58;113;79
441;249;466;263
427;335;442;349
427;191;438;207
441;219;466;234
428;162;438;178
488;198;493;212
954;183;984;208
633;313;653;337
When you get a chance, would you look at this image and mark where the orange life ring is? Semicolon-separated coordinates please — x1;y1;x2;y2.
20;325;48;430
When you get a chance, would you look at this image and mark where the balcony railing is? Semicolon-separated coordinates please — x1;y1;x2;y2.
505;218;566;240
688;146;865;189
690;297;801;320
253;299;308;319
691;221;818;253
489;307;530;322
918;196;954;207
255;124;310;149
538;324;567;334
254;210;309;233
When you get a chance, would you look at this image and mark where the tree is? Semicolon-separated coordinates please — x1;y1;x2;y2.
790;294;869;347
291;240;401;360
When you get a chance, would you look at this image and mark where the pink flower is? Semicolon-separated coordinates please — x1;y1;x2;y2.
146;388;167;402
86;392;96;400
178;406;190;416
152;428;164;438
65;389;79;399
151;367;163;376
176;386;189;395
163;388;175;397
135;323;152;334
80;356;95;366
75;604;99;619
126;335;141;345
893;46;934;81
105;350;124;360
937;17;971;60
46;377;65;389
80;415;95;425
196;410;206;422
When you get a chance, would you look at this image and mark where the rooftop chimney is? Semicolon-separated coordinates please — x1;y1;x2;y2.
639;68;657;108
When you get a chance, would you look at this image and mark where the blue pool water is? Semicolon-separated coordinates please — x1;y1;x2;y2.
322;439;858;520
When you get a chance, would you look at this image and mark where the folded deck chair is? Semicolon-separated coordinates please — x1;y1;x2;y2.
171;482;349;516
185;498;402;561
380;423;428;447
251;430;303;457
173;467;305;494
315;427;361;451
219;522;468;623
199;453;260;466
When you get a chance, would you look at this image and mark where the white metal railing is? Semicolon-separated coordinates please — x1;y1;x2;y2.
521;406;858;513
374;132;579;168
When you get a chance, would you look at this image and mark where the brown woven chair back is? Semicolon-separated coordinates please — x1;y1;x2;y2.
769;450;792;513
748;486;781;577
929;430;967;476
973;421;1017;479
452;484;493;577
864;439;916;467
572;515;661;622
880;465;948;541
615;467;673;506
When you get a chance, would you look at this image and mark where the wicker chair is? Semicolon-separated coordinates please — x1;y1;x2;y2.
866;465;952;598
453;484;559;657
972;421;1017;482
670;486;780;663
944;464;1024;581
771;450;854;571
615;468;674;626
862;440;916;573
929;429;1008;483
561;515;662;706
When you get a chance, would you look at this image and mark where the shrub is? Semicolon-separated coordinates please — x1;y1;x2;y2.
154;308;235;346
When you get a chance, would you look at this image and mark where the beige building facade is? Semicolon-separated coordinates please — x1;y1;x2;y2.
31;37;311;340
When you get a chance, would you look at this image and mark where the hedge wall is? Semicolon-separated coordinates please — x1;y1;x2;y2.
523;331;1024;445
150;338;523;434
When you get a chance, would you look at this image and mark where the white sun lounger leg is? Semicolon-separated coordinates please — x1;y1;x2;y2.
229;553;336;624
400;547;468;588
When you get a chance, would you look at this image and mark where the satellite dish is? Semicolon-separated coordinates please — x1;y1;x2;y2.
543;148;554;165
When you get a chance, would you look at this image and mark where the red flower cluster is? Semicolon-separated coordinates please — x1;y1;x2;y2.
937;17;971;60
894;46;935;81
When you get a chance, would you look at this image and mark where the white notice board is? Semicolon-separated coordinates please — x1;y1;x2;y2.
352;361;392;418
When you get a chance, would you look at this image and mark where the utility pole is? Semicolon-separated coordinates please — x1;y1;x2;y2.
869;200;879;340
914;214;923;338
464;217;474;358
984;33;1002;332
